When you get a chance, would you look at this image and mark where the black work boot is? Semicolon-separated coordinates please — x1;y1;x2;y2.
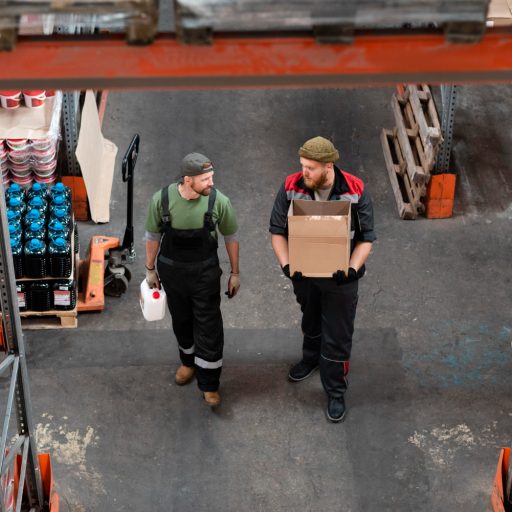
326;396;346;423
288;360;319;382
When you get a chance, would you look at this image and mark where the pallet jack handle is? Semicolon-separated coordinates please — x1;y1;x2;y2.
121;133;139;260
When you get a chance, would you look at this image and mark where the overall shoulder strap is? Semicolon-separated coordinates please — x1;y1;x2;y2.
207;187;217;215
160;185;171;225
204;187;217;230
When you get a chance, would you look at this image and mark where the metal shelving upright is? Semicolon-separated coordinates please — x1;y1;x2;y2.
0;188;45;511
436;85;459;173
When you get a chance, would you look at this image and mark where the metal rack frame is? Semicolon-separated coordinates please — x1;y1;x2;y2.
1;30;512;90
436;85;458;174
0;187;45;511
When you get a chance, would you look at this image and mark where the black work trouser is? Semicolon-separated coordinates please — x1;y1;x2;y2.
292;278;359;399
158;258;224;392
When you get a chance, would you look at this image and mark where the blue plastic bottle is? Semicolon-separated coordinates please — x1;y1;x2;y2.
7;208;21;226
52;280;76;311
47;219;70;243
5;183;25;203
24;238;47;278
26;182;48;202
8;222;22;244
48;237;72;278
7;196;25;217
16;283;27;312
27;282;51;311
49;206;72;229
27;195;47;217
10;237;24;279
24;221;46;243
23;208;43;229
49;182;71;203
50;193;70;209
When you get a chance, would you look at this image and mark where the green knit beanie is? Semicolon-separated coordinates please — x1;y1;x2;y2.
298;136;339;163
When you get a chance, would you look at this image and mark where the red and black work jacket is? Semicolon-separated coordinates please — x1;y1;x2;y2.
269;166;376;252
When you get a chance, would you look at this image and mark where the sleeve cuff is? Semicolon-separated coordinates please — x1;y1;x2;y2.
269;226;287;236
144;231;162;242
223;233;239;244
356;232;377;243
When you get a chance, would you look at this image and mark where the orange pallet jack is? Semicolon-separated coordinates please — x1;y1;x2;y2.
491;447;512;511
77;134;139;312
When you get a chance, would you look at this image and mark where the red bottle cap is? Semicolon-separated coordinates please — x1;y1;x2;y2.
152;291;160;299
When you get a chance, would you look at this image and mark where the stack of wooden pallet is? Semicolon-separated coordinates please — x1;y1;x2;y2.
381;84;444;220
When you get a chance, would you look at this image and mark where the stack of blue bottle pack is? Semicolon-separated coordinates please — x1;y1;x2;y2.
6;181;77;312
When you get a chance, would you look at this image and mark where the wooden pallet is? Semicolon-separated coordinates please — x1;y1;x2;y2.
18;308;77;330
391;94;429;185
398;84;443;169
381;128;425;220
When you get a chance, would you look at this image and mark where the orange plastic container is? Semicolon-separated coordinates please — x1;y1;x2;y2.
425;173;457;219
14;453;59;511
491;447;510;512
62;176;89;221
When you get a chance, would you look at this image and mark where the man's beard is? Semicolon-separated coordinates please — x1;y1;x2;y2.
304;170;328;190
191;183;212;196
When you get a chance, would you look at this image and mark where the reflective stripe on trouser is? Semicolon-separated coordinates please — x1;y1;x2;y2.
158;259;224;392
292;278;358;398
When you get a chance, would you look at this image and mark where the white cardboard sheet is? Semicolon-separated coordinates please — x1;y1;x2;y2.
488;0;512;25
0;95;61;140
75;90;118;223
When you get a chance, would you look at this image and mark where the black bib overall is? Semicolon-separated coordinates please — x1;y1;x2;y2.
157;186;224;392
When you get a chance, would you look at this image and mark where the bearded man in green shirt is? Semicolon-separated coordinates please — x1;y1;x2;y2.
144;153;240;407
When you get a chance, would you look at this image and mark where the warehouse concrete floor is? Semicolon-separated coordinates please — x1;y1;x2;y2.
23;86;512;511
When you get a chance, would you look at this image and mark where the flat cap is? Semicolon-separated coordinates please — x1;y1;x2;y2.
298;136;339;163
180;152;214;177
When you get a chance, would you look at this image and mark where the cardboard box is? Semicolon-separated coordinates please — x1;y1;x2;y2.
288;199;350;278
487;0;512;26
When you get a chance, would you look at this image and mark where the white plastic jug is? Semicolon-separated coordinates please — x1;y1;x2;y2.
140;279;167;321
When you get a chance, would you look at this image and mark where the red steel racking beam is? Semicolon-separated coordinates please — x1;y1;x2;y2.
2;31;512;89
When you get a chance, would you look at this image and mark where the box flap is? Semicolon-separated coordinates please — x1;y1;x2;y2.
289;199;350;216
289;216;348;237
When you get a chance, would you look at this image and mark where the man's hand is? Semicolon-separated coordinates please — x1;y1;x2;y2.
332;266;365;286
146;266;161;289
281;264;303;281
225;273;240;299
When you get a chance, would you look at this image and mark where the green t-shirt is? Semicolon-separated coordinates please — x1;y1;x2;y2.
145;183;238;239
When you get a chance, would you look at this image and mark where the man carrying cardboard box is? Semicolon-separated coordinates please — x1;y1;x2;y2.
269;136;376;422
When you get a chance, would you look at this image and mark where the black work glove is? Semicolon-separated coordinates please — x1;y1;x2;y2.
281;264;303;281
332;265;365;286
